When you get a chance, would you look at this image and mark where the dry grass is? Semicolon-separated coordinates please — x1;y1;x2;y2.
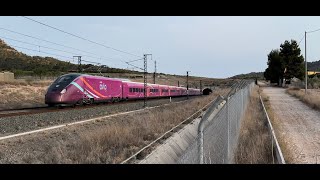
234;86;273;164
35;89;230;164
261;91;295;163
0;82;49;110
286;88;320;110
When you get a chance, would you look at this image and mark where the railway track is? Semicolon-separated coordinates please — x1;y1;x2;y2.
0;96;199;118
0;87;234;163
0;95;213;141
0;86;232;140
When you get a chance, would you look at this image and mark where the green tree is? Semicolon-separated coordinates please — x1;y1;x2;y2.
264;49;284;85
264;39;305;85
34;67;46;79
280;40;304;80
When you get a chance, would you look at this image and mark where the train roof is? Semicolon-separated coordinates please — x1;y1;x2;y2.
60;73;200;90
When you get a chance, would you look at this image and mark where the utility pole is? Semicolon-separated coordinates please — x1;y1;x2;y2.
305;31;307;94
144;54;147;108
200;80;202;95
144;54;152;108
187;71;189;99
178;81;180;87
74;56;82;73
153;60;156;84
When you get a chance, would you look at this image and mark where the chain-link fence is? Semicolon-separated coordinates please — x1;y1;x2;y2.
177;80;255;164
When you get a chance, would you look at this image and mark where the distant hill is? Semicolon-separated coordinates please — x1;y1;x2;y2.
307;60;320;71
229;72;264;79
229;60;320;80
0;39;140;77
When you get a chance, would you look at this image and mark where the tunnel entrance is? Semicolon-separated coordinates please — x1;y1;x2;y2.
203;88;212;95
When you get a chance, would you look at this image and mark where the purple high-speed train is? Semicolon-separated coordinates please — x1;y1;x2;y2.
45;73;202;106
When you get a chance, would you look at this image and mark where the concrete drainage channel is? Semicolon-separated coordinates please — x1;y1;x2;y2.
126;80;258;164
121;96;225;164
138;96;225;164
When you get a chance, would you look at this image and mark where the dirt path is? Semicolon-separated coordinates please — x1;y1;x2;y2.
263;87;320;164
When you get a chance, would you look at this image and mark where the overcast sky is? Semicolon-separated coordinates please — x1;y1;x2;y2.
1;16;320;78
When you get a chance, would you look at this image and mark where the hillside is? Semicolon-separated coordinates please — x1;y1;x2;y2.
230;72;264;79
0;39;238;89
307;60;320;71
0;39;140;77
230;60;320;80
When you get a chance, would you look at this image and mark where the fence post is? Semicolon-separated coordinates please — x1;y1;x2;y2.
198;96;224;164
226;96;230;163
199;132;204;164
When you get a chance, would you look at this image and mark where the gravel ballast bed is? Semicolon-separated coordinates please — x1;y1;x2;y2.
0;96;196;136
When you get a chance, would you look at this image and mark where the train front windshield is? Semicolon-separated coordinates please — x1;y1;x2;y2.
47;74;80;92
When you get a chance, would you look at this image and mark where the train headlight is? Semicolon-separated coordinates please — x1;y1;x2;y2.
60;89;67;94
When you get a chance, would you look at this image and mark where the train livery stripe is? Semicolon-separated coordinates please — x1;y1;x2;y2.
80;77;106;98
85;89;100;99
70;82;94;99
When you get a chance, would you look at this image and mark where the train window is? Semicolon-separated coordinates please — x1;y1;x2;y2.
129;88;132;93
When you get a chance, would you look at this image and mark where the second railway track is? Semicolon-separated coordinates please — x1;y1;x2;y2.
0;96;198;118
0;95;211;138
